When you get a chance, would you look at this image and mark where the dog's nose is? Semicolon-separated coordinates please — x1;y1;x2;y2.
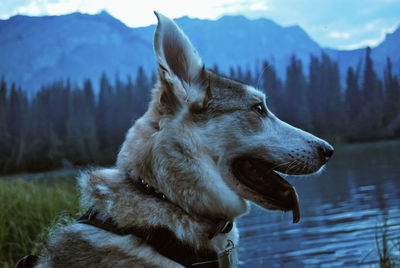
317;142;334;163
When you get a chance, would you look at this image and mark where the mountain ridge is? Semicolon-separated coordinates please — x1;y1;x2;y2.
0;12;398;93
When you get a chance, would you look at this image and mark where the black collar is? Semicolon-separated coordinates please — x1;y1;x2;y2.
77;207;219;267
76;174;234;268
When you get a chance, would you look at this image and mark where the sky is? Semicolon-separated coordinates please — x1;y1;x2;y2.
1;0;399;50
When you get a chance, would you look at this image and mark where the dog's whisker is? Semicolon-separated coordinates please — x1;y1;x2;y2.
256;63;272;90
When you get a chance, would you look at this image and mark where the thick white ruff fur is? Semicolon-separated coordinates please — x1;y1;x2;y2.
35;12;333;267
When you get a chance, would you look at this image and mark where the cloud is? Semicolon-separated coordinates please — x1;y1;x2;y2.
215;0;269;13
0;0;85;18
235;0;400;49
340;38;383;50
328;31;350;39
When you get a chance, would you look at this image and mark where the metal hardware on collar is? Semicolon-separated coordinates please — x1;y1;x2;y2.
128;172;169;201
220;221;233;233
218;240;239;268
209;220;233;239
191;260;220;267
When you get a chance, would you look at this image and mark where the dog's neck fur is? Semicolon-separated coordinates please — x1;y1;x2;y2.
79;168;239;254
116;107;248;221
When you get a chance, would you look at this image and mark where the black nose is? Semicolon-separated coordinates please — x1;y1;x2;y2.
317;142;334;163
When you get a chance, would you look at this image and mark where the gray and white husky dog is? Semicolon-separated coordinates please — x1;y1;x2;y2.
30;12;333;268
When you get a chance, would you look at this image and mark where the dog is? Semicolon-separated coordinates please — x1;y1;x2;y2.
25;11;333;268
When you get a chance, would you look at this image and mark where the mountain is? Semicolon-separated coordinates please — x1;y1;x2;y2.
0;11;398;93
0;11;154;93
326;27;400;83
134;15;322;78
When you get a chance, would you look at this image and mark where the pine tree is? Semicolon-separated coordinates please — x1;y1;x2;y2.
212;65;219;74
27;87;63;171
113;73;129;146
359;47;384;138
236;66;244;82
0;76;7;136
344;67;360;120
82;78;99;160
383;58;400;125
126;75;135;117
7;83;20;137
51;81;70;143
307;56;322;130
66;89;91;164
362;47;376;101
0;76;9;172
244;68;252;86
229;67;236;80
344;67;362;138
261;61;283;116
134;67;150;116
322;53;345;136
83;79;95;115
14;86;29;167
96;73;114;160
284;55;311;129
3;83;30;170
307;54;345;137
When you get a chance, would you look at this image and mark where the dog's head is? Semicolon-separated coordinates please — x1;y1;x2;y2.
117;12;333;223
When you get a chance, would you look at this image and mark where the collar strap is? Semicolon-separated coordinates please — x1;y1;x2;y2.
128;172;233;239
130;175;168;201
77;207;219;268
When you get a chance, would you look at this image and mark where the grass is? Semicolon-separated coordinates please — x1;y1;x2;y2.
0;174;80;268
358;218;400;268
375;220;399;268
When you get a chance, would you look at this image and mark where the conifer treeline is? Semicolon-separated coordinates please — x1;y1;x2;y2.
0;48;399;174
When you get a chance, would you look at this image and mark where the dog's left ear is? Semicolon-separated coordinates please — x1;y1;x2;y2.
153;11;205;95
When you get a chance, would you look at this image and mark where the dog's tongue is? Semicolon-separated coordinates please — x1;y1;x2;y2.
264;169;300;223
291;186;300;223
253;171;301;223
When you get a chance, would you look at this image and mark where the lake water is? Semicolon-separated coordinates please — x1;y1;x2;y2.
237;140;400;267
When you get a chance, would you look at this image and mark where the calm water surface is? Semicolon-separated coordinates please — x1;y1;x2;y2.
237;140;400;267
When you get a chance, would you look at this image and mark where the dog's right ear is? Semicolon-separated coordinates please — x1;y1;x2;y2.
153;11;205;113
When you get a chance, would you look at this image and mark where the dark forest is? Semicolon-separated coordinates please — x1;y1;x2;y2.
1;47;399;174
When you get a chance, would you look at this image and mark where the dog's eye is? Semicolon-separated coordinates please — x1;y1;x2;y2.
253;103;267;116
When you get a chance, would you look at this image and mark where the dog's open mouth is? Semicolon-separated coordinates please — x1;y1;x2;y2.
232;157;300;223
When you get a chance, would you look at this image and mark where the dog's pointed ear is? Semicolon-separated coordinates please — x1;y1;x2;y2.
153;11;204;91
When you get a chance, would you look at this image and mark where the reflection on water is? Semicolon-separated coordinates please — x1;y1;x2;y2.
237;140;400;267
